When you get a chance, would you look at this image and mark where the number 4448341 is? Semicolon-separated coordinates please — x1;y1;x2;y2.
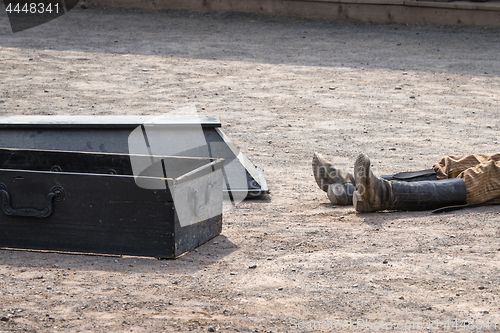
5;2;60;14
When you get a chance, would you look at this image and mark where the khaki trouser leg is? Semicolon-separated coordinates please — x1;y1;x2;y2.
432;153;500;206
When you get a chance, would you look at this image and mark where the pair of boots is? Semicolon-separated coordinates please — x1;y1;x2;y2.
312;152;467;213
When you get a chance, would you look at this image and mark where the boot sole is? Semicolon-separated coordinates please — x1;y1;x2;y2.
353;190;370;212
312;152;334;192
353;153;374;213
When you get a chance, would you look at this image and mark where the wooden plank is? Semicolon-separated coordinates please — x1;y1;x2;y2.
89;0;500;26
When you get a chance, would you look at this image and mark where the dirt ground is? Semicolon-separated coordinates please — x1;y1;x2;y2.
0;5;500;333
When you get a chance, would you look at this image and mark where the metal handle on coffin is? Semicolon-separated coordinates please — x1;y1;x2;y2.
0;183;65;218
188;182;214;217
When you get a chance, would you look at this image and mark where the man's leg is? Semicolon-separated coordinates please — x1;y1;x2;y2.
353;153;467;213
313;153;439;206
458;160;500;206
433;153;500;179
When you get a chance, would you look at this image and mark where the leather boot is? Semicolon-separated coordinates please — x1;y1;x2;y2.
353;153;467;213
327;183;356;206
312;152;355;192
313;153;438;206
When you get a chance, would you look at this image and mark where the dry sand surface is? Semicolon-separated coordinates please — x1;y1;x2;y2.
0;5;500;333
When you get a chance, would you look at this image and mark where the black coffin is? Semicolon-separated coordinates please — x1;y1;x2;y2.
0;148;224;258
0;115;269;199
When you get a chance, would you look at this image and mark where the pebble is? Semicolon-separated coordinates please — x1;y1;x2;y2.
399;296;404;300
410;96;416;99
383;259;389;264
478;286;486;290
0;317;9;322
36;275;43;279
230;272;236;275
484;310;489;314
403;72;408;75
389;147;396;151
277;287;283;291
248;264;257;269
53;264;59;268
172;281;179;285
329;87;336;90
208;326;216;332
395;86;402;90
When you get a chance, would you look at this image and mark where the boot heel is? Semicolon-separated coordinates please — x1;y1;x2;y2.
353;190;370;213
327;183;354;206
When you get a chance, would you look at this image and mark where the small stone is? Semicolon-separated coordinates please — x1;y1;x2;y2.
478;286;486;290
399;296;404;300
53;264;59;268
383;259;388;264
409;157;413;160
484;310;489;314
36;275;43;279
389;147;396;151
351;284;358;288
329;87;336;90
168;302;173;305
403;72;408;75
277;287;283;291
395;86;402;90
208;326;216;332
450;235;456;238
44;89;49;93
0;317;9;322
172;281;179;285
285;150;290;153
410;96;416;99
230;272;236;275
47;286;52;290
248;264;257;269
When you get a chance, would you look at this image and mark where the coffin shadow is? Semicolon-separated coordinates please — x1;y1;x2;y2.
0;234;237;274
